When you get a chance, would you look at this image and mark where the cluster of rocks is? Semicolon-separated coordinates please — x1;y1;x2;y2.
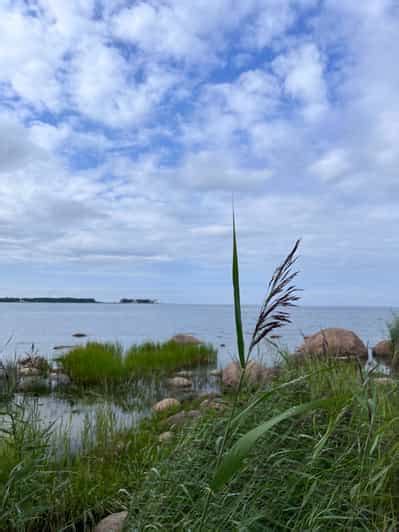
15;355;70;391
152;392;227;444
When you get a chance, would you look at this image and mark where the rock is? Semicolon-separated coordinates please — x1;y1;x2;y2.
18;367;41;377
152;398;181;413
94;511;128;532
222;361;278;388
372;340;393;359
53;345;74;350
159;431;174;443
72;332;87;338
175;370;193;378
166;410;201;427
167;377;192;388
210;369;222;377
169;334;202;345
297;328;368;359
18;355;48;373
200;398;226;412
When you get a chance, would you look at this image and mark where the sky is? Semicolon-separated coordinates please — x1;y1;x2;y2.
0;0;398;305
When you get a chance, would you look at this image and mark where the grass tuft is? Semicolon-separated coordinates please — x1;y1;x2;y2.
58;340;217;385
125;341;216;375
59;342;124;385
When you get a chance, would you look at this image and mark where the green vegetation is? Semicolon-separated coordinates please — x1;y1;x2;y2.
58;342;125;385
387;313;399;360
0;400;164;531
127;358;399;530
58;340;216;385
2;357;399;530
125;341;216;375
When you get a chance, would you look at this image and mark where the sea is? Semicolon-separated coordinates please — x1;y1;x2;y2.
0;303;396;367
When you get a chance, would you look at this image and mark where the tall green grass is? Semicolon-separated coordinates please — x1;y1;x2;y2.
127;357;399;530
59;342;124;385
58;340;216;385
125;341;216;375
387;314;399;360
0;399;164;531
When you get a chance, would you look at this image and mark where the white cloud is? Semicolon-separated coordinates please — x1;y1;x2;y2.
309;149;350;182
273;43;328;121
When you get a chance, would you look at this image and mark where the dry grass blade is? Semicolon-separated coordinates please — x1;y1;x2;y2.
248;239;301;356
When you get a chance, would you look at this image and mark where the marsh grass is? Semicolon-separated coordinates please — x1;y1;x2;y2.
0;399;165;531
58;342;125;385
59;340;217;385
387;314;399;363
127;357;399;530
125;341;216;375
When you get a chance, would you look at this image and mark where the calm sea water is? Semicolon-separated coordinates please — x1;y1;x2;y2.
0;303;397;367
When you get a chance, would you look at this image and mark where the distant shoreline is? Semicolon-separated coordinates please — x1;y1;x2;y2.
0;297;158;304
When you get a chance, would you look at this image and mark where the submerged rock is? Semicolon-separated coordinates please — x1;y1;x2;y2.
152;398;181;413
297;328;368;359
94;511;128;532
372;340;393;359
169;334;202;345
222;361;278;389
53;345;74;350
167;377;192;388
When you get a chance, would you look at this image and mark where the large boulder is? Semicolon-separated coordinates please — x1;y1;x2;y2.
169;334;202;345
94;511;128;532
222;361;278;389
297;328;368;359
372;340;393;359
152;398;181;413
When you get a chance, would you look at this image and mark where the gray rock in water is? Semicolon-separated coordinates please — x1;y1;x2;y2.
94;511;128;532
167;377;192;388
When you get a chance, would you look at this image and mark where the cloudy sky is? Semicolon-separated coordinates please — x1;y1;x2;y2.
0;0;398;305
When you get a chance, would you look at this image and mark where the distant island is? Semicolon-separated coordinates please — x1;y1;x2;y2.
119;298;158;304
0;297;158;304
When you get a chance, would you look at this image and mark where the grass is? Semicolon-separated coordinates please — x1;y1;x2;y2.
126;356;399;530
2;357;399;530
125;340;216;375
0;399;165;531
58;342;125;385
387;313;399;359
58;340;217;385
